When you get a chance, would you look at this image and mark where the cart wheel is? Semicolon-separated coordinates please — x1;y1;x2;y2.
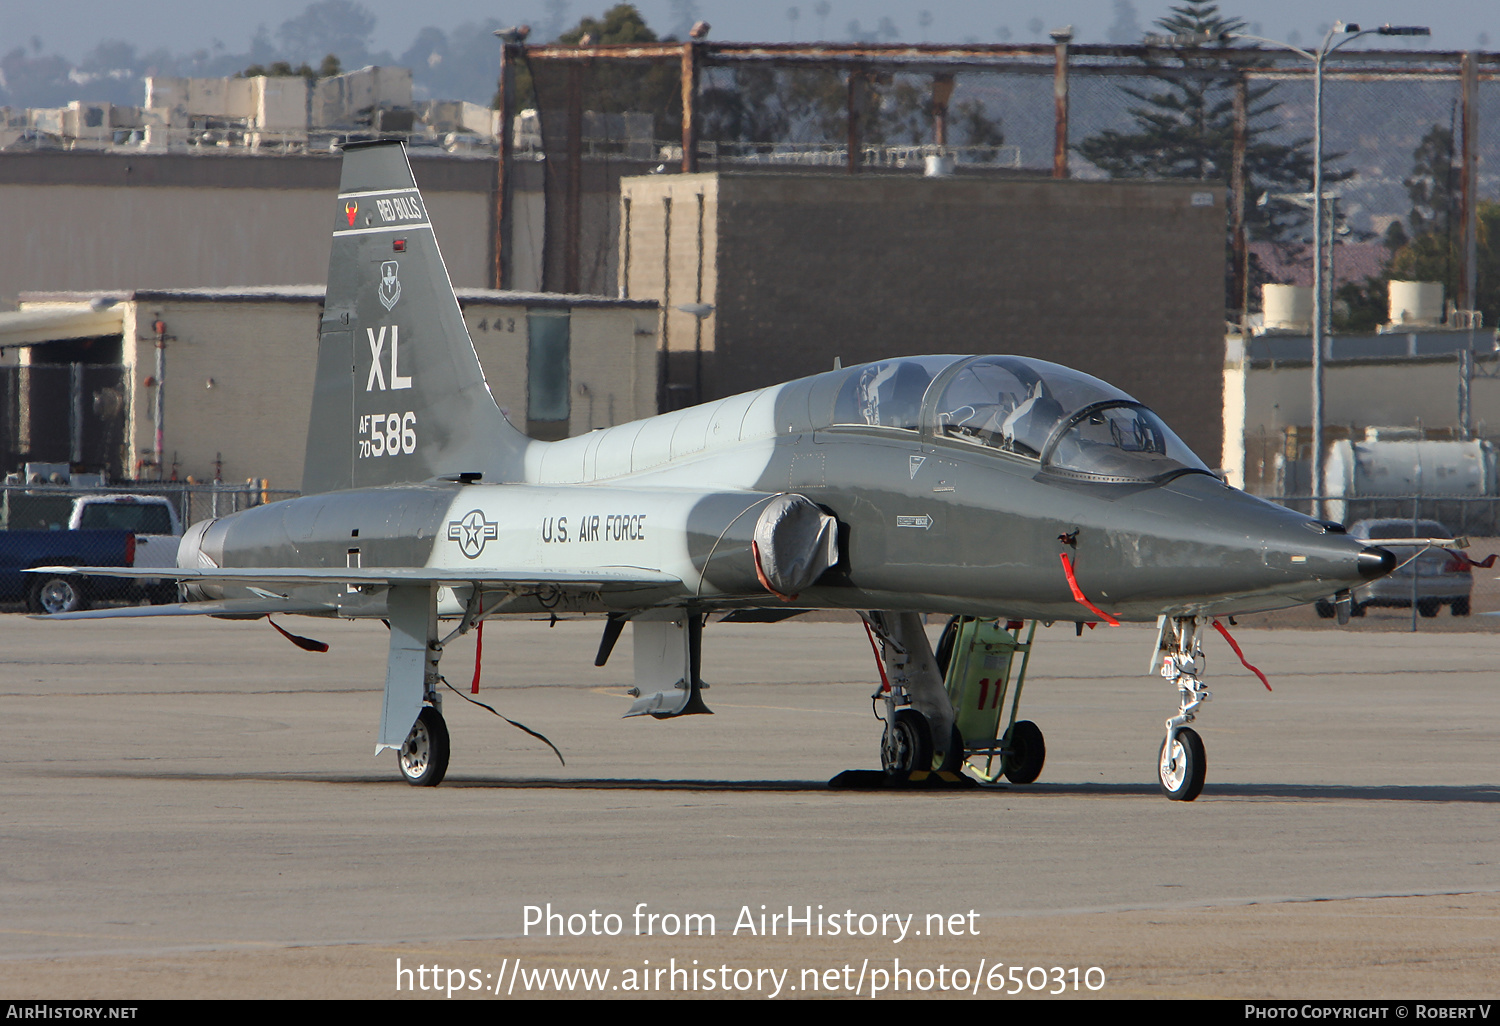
936;723;965;774
1001;720;1045;784
882;708;932;776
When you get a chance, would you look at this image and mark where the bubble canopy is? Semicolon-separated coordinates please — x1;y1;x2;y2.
828;355;1210;483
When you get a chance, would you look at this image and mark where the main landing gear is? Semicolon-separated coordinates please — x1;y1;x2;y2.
399;705;450;786
380;585;455;787
1153;616;1210;801
865;611;961;778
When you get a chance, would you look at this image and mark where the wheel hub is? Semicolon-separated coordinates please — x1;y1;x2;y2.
1160;736;1186;790
883;720;914;772
400;720;431;778
41;581;77;613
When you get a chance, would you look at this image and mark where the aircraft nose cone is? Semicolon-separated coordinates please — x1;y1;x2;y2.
1358;545;1396;580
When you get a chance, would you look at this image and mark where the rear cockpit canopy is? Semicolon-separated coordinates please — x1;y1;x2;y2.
825;355;1209;484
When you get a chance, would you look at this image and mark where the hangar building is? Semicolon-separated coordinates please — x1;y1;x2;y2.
2;288;657;489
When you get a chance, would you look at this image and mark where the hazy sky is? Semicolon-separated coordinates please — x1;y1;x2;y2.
4;1;1495;63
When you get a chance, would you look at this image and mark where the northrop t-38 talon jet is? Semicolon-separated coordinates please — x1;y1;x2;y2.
37;141;1397;800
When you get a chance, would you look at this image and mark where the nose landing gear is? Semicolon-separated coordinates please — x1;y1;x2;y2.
1154;615;1211;801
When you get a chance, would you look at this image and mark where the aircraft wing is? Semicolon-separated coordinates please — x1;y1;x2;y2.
27;565;681;589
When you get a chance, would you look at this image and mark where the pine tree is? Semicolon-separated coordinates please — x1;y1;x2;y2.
499;5;682;141
1076;1;1323;279
1403;122;1458;239
1339;126;1495;331
1386;201;1499;327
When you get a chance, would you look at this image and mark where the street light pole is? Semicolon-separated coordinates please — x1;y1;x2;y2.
1311;27;1333;518
1224;23;1428;517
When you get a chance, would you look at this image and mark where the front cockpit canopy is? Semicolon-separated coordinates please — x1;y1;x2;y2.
830;355;1209;483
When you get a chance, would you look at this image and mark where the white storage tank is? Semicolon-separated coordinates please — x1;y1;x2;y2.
1261;284;1313;332
1387;280;1444;328
1322;438;1496;525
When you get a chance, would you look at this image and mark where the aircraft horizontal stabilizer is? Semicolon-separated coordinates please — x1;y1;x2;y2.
27;564;681;590
32;597;338;620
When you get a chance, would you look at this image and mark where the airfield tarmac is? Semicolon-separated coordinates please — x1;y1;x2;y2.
1;610;1497;999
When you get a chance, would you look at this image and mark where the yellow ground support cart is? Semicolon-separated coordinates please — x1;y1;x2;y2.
939;618;1045;783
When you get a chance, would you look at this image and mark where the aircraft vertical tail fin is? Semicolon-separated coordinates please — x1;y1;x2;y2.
302;141;527;495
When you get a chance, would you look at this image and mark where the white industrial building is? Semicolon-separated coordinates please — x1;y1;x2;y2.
1224;283;1500;495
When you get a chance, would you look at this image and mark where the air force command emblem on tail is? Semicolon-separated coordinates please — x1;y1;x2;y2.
378;260;402;310
447;510;499;559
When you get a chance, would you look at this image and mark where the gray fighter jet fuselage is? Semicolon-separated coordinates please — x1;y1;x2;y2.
41;141;1395;799
181;360;1386;624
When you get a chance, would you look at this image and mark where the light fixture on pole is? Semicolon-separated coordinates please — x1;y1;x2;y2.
1224;22;1429;516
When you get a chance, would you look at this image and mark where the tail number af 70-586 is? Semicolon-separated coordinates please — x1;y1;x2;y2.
358;412;416;457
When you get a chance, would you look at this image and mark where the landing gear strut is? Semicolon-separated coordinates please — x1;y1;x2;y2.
380;585;455;787
866;611;958;777
1153;615;1210;801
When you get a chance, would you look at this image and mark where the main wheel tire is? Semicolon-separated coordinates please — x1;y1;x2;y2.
936;722;966;774
1314;599;1336;619
27;575;87;615
881;708;932;776
1350;601;1366;617
1417;598;1440;618
1451;597;1471;617
1001;720;1046;784
1158;727;1206;801
398;707;450;787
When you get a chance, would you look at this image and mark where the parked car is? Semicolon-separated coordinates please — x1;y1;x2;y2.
1315;518;1471;618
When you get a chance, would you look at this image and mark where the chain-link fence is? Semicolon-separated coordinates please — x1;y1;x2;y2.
1267;494;1500;538
0;481;299;534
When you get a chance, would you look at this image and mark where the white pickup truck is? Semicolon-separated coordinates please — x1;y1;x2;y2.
67;494;184;603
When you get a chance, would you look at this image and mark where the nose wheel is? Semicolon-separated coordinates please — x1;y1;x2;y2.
1158;726;1205;800
1153;616;1212;802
